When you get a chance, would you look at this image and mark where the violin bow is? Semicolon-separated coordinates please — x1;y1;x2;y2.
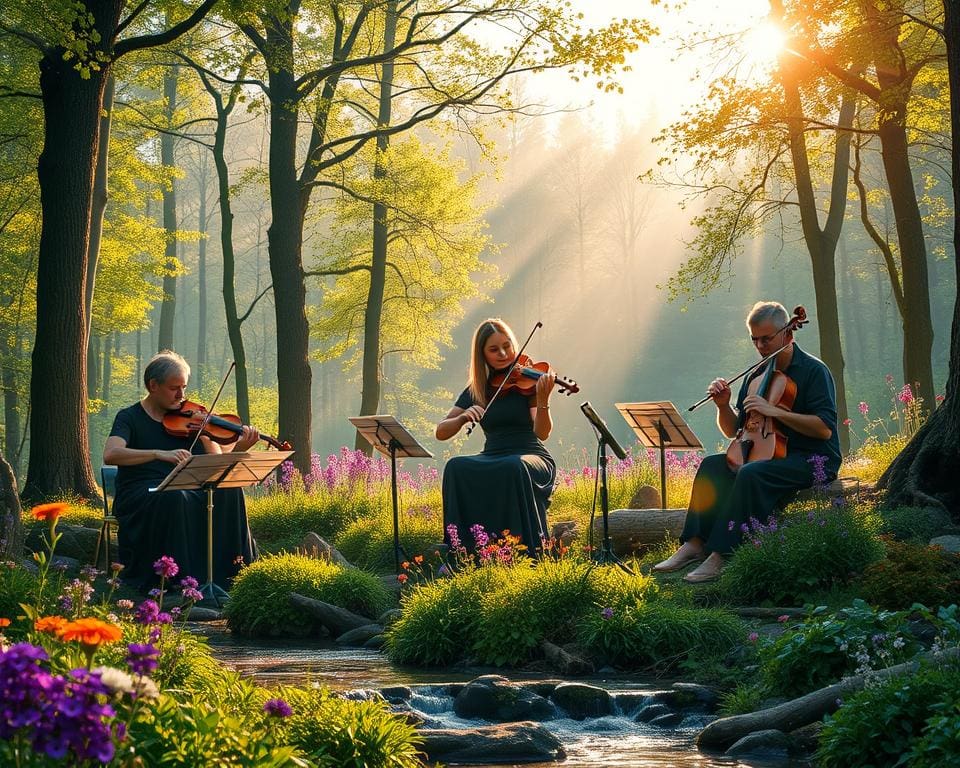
687;307;807;413
187;361;237;453
466;321;542;436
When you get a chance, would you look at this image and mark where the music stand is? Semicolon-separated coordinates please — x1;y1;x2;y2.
349;415;432;574
580;402;632;574
615;402;702;511
151;450;293;605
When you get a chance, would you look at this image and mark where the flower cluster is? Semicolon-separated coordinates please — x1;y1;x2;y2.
266;448;439;494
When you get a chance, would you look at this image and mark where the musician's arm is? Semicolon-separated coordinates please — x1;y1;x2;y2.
531;403;552;440
717;404;739;438
103;436;189;466
436;406;472;441
742;397;833;440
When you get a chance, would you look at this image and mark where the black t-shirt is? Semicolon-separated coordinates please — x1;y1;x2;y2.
108;403;207;496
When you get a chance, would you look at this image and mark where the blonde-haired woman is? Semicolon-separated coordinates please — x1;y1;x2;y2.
435;319;557;553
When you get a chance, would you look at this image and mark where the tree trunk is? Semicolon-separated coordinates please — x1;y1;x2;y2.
356;0;398;453
3;354;22;482
197;157;208;393
24;49;105;502
158;65;179;352
265;10;312;475
102;330;112;402
0;452;22;561
88;334;101;399
878;0;960;517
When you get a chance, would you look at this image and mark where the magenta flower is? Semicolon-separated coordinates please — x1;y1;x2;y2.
263;698;293;717
153;556;179;580
858;401;869;416
748;632;759;643
897;384;914;404
777;614;789;623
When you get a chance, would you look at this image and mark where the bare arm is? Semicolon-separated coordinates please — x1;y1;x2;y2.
709;378;740;438
741;395;833;440
436;405;482;441
103;435;190;466
531;372;556;441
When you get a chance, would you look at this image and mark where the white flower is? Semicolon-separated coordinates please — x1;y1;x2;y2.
94;666;135;695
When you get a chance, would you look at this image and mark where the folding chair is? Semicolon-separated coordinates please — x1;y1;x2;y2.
96;466;118;570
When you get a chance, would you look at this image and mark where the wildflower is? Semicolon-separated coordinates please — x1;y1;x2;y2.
401;561;410;570
601;607;614;620
94;666;136;695
111;562;124;573
80;565;99;582
748;632;759;643
126;643;160;676
34;616;67;635
147;588;163;600
727;520;735;531
414;555;424;565
0;618;9;628
897;384;914;405
116;599;134;611
59;618;123;648
182;587;203;603
777;614;789;623
807;454;829;488
842;418;852;426
31;502;68;523
178;576;199;590
858;401;869;416
470;524;489;548
397;573;409;584
134;600;160;625
153;556;179;579
263;698;293;717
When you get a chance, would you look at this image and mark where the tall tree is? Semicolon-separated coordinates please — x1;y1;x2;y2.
2;0;218;501
158;61;181;351
878;1;959;516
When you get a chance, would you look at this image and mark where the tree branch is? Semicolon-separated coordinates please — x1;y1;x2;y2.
114;0;219;58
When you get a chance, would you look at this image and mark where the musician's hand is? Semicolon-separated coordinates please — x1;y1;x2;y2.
707;378;732;407
159;449;192;464
742;394;778;417
536;371;556;404
461;405;485;425
234;425;260;452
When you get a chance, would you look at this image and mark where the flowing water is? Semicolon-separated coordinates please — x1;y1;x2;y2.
199;624;807;768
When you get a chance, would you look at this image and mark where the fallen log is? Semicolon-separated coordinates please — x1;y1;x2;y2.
288;592;372;636
590;508;686;553
697;646;960;751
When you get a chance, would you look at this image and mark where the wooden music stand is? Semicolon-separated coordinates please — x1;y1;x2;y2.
349;415;432;574
151;450;293;605
615;402;702;511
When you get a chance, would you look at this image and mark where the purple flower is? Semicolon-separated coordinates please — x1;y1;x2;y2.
126;643;160;676
807;454;829;489
446;524;462;550
263;698;293;717
178;576;199;590
153;556;179;579
134;600;160;625
601;607;614;620
182;587;203;603
727;520;735;531
470;524;489;549
748;632;759;643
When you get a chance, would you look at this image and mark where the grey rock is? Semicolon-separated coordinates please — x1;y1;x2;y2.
520;681;561;698
298;532;352;567
550;682;613;720
614;692;649;718
28;523;100;564
288;592;372;635
636;703;674;723
420;722;565;763
186;606;221;622
671;682;721;712
725;729;792;760
930;535;960;553
453;675;555;722
380;686;413;703
363;634;386;650
629;484;662;509
541;640;593;676
648;712;685;728
378;608;403;627
335;623;384;646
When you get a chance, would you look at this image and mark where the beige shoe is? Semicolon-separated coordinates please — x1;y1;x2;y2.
682;556;724;583
652;548;705;573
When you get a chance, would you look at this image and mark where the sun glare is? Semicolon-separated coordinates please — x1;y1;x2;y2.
742;20;788;73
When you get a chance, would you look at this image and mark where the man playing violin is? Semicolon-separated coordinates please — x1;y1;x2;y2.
436;318;557;554
103;350;259;592
654;301;841;582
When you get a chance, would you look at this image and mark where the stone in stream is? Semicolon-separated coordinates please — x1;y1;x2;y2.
541;639;594;675
288;592;372;636
670;682;721;712
453;675;556;722
377;608;403;627
420;722;565;764
363;634;386;650
549;682;613;720
648;712;685;728
635;703;675;723
335;624;383;646
725;729;792;761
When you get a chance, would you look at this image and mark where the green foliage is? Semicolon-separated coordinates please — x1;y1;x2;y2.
335;509;442;572
858;540;960;611
224;554;391;637
817;661;960;768
719;504;884;605
876;505;953;543
843;434;911;485
276;686;425;768
758;600;921;699
0;562;37;630
578;599;743;672
718;681;765;717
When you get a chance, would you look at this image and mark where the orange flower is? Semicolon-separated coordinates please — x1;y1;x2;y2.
397;573;409;584
413;555;424;565
34;616;68;636
59;617;123;648
32;502;69;523
0;618;10;628
401;561;411;570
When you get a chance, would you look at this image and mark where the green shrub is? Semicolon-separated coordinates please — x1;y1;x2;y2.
877;505;953;543
758;599;921;699
907;693;960;768
0;563;37;633
858;540;960;611
335;508;442;572
277;685;425;767
842;434;908;485
578;599;742;672
817;661;960;768
225;553;391;637
719;504;884;605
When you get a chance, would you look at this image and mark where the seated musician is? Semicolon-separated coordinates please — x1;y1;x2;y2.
435;319;557;554
654;301;841;583
102;351;259;591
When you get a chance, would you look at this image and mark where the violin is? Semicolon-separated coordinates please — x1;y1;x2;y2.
725;306;808;472
487;354;579;396
162;400;292;451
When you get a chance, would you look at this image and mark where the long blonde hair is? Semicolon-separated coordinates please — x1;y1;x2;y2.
468;318;518;406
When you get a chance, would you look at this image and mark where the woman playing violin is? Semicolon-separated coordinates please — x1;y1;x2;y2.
654;301;842;583
102;350;259;591
436;319;557;554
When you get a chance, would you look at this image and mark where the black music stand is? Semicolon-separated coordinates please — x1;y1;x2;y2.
151;450;293;606
580;402;633;574
349;415;432;574
615;402;702;511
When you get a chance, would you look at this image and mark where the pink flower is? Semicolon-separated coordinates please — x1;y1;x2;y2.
897;384;914;405
778;614;789;623
858;401;869;416
748;632;759;643
842;418;852;426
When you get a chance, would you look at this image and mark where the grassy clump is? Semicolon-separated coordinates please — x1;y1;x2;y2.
225;553;391;637
877;504;954;543
335;508;442;572
857;540;960;611
719;503;884;605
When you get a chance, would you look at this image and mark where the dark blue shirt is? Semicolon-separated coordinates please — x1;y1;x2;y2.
735;344;842;476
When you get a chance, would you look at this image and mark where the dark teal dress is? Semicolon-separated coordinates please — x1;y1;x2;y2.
442;386;556;553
